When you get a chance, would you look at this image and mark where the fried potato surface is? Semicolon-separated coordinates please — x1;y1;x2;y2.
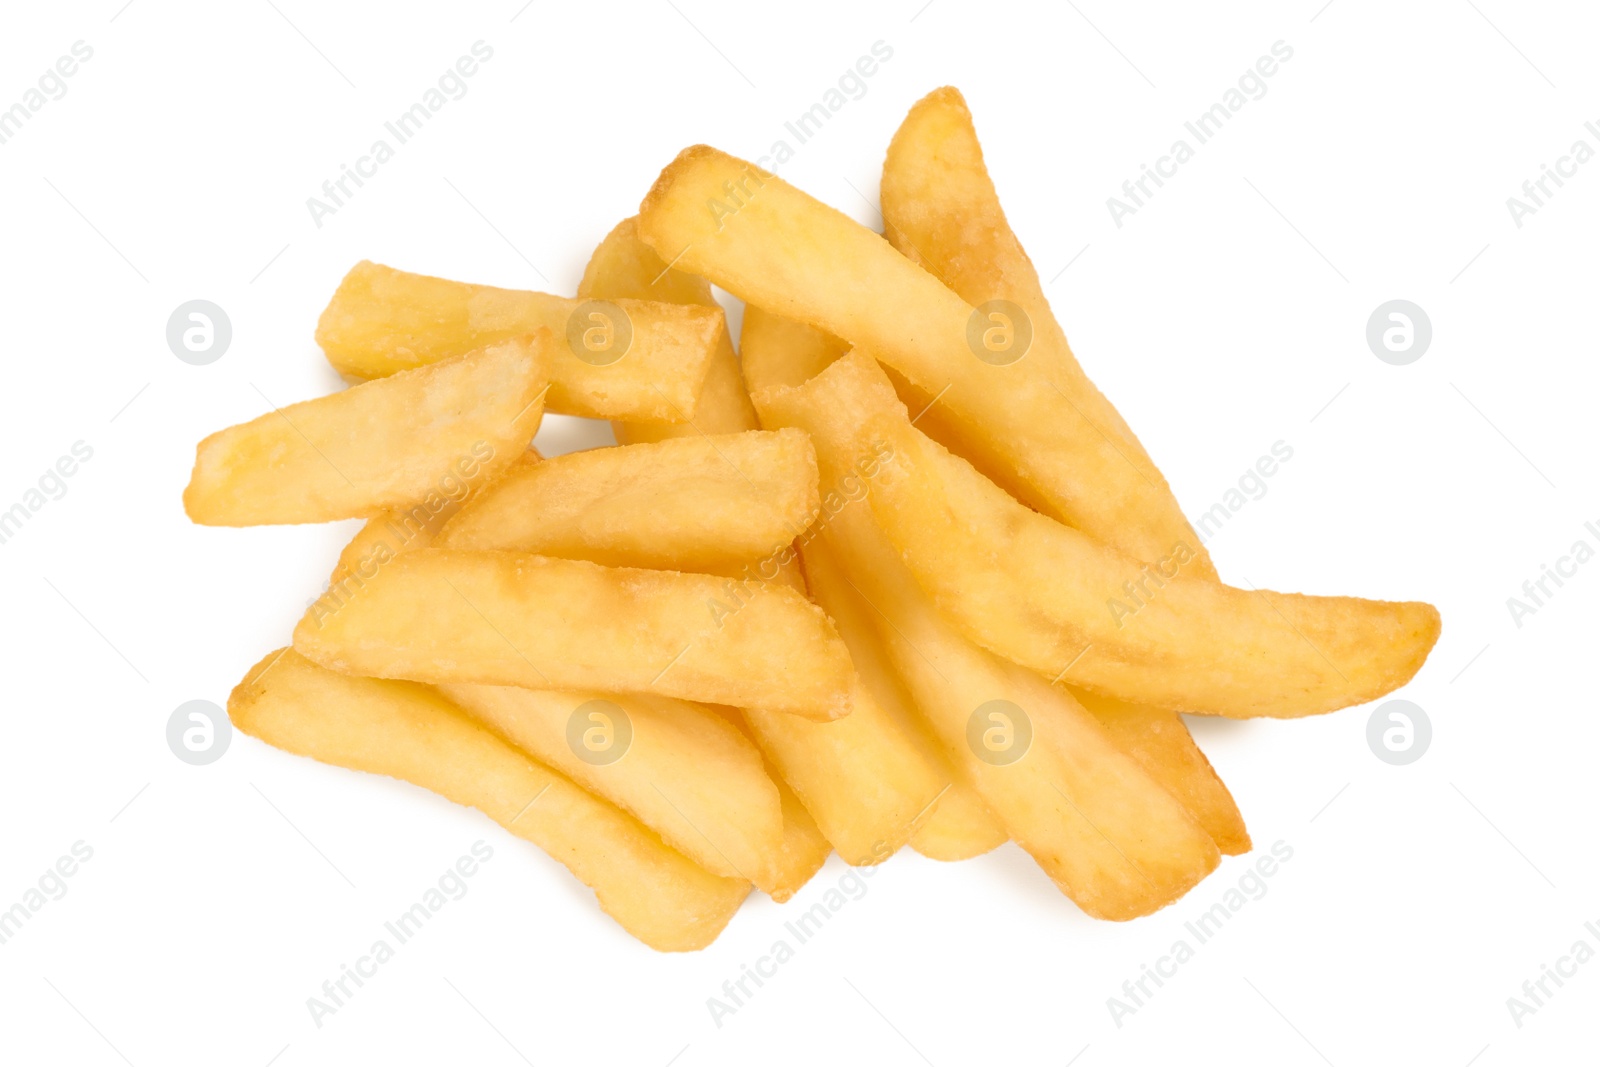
293;548;856;720
184;336;548;526
316;260;721;422
437;428;818;571
636;147;1205;566
758;362;1223;918
764;353;1441;719
577;217;757;442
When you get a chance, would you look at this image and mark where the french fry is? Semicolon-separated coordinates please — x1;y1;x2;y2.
436;429;818;572
437;684;785;890
636;146;1214;571
293;548;856;720
735;308;990;864
228;649;748;951
184;337;548;526
757;355;1224;917
766;352;1441;719
803;540;1006;862
878;90;1248;850
181;85;1455;947
876;87;1217;573
316;261;723;422
742;313;1249;852
813;519;1223;917
577;217;758;442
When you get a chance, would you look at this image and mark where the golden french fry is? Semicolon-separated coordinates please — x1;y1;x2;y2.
877;88;1217;574
315;261;722;422
765;352;1441;719
733;309;974;864
228;650;747;951
742;310;1248;853
436;429;818;571
757;352;1224;918
1071;689;1251;855
293;548;855;720
184;337;548;526
878;90;1248;850
577;217;758;442
818;524;1223;917
438;684;784;889
803;540;1006;862
636;146;1219;573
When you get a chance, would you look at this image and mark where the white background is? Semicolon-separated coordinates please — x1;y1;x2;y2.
1;1;1596;1063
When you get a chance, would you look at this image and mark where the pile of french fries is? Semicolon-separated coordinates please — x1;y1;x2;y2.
191;88;1441;951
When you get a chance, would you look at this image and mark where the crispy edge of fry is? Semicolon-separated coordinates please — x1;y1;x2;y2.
184;336;548;526
314;260;722;422
228;649;748;951
577;217;758;442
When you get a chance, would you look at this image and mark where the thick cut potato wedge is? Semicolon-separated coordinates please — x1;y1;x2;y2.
292;548;856;720
436;429;818;571
636;146;1214;572
879;87;1216;576
184;337;548;526
577;217;758;442
228;650;747;951
803;541;1006;862
316;261;722;422
438;684;784;889
766;353;1441;719
758;360;1224;917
